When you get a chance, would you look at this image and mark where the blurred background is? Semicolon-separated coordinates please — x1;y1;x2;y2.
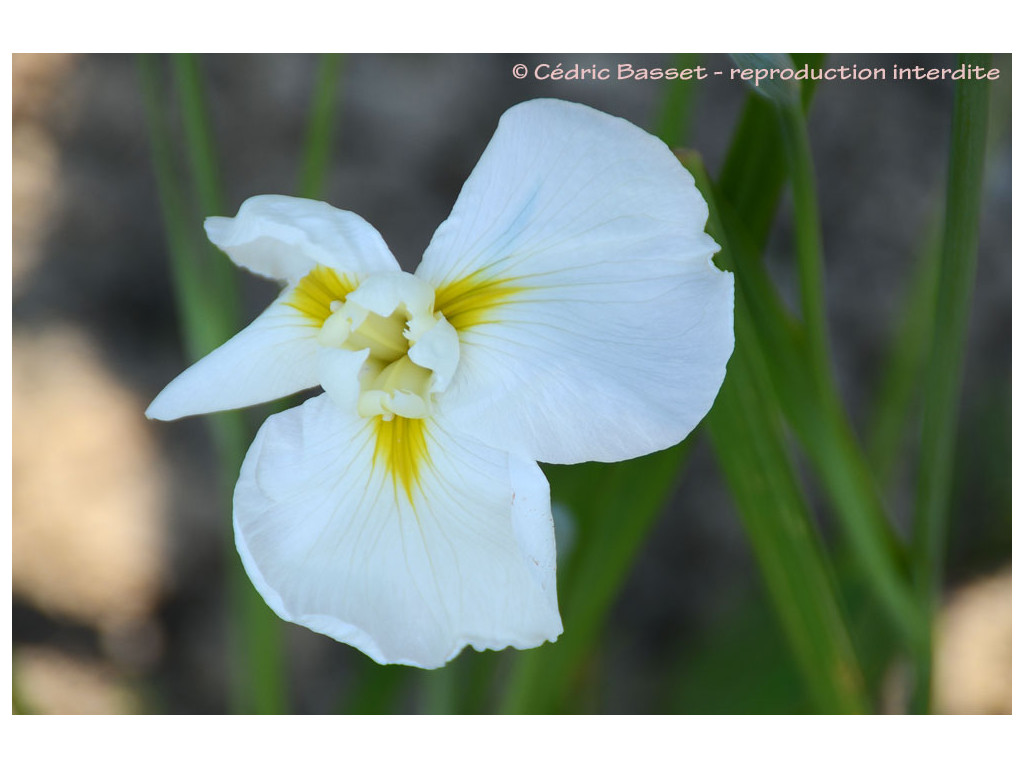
11;53;1011;714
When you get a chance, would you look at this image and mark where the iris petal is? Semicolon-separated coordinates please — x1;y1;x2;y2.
234;394;562;668
146;295;320;420
149;196;401;420
417;99;734;463
205;195;400;282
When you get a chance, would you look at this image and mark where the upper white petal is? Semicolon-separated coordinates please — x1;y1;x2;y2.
205;195;400;282
146;294;319;420
233;394;562;668
416;98;734;463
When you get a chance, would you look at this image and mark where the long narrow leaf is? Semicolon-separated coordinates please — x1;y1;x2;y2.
655;52;702;147
297;54;344;199
866;224;942;486
774;98;925;655
714;66;925;656
172;54;239;321
910;52;992;712
141;54;287;714
717;53;825;250
691;159;867;714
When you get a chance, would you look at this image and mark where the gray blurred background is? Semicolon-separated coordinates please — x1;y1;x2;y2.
12;53;1011;714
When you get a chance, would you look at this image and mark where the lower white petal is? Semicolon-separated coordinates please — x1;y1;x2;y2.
234;394;562;668
146;294;320;420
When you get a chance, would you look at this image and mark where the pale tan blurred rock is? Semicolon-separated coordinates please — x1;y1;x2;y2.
13;326;167;637
13;123;60;287
12;53;76;121
14;646;141;715
934;567;1012;714
12;54;75;290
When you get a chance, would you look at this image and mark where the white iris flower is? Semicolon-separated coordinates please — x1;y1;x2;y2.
147;99;734;669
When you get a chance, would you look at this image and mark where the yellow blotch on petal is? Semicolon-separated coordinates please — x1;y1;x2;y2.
373;416;429;502
434;270;524;332
287;265;357;325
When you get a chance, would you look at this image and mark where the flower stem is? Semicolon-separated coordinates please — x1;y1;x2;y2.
909;53;992;713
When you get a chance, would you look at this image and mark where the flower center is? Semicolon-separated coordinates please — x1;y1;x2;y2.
317;272;459;421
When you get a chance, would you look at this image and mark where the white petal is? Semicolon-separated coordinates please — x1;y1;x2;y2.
205;195;400;282
406;315;460;394
416;98;734;463
234;395;562;668
315;345;370;412
146;294;320;420
341;270;435;319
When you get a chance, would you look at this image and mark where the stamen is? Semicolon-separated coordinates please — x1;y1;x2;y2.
370;356;433;396
317;272;459;421
343;309;409;363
